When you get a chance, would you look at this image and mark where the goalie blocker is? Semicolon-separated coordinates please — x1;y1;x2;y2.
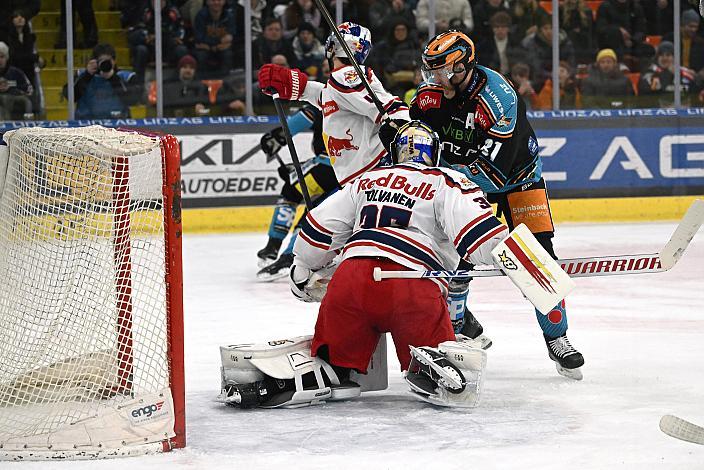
374;224;576;316
491;224;575;315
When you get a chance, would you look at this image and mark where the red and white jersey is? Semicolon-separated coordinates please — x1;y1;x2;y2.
301;65;410;186
293;163;509;294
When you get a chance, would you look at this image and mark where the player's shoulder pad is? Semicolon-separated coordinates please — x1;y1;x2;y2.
476;65;517;120
329;65;374;92
395;163;480;193
410;81;444;112
436;166;481;192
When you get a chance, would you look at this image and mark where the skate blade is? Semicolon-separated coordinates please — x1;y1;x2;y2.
329;385;362;401
256;270;290;282
455;333;492;350
257;257;277;269
409;346;464;390
555;363;583;381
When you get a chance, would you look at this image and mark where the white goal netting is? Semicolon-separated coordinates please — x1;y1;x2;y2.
0;126;182;459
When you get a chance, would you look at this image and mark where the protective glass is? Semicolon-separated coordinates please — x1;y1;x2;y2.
421;63;455;85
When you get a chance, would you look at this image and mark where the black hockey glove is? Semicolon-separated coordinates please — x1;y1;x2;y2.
260;127;287;157
378;119;408;156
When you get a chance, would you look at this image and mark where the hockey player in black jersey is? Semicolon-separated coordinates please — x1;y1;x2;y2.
256;103;340;281
408;30;584;379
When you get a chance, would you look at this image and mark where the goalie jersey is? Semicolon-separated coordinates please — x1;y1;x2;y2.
301;65;410;186
293;163;509;294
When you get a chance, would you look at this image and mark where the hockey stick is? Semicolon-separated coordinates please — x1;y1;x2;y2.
269;92;313;209
373;199;704;281
312;0;388;119
660;415;704;445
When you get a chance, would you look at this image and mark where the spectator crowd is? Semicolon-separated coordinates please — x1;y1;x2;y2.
0;0;703;120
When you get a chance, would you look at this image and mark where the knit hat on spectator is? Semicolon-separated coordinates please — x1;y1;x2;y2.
178;55;197;69
0;42;9;58
297;22;316;35
657;41;674;56
596;48;617;62
490;11;512;28
681;9;700;26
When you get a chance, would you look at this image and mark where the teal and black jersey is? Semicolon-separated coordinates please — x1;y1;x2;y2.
410;65;541;194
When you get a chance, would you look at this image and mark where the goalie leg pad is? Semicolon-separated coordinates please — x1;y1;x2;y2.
405;340;487;408
218;336;360;409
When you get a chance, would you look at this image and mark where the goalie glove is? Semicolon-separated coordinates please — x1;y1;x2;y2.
289;263;336;303
261;127;287;158
289;264;316;302
257;63;308;101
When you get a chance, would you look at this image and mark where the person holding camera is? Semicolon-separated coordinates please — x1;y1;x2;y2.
72;43;139;119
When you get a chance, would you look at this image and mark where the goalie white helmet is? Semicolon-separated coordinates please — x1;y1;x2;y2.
325;22;372;64
391;121;441;166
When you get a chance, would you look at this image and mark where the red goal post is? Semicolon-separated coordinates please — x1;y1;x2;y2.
0;126;185;460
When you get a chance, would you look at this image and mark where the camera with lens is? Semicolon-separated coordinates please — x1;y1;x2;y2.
98;58;113;73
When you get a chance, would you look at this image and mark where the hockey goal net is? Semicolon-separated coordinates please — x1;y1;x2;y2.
0;126;184;460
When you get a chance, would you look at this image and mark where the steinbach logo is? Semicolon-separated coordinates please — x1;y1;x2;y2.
131;401;165;419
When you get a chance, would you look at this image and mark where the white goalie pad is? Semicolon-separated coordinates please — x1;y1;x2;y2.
218;336;377;408
350;333;388;392
219;336;336;408
405;340;487;408
491;224;576;314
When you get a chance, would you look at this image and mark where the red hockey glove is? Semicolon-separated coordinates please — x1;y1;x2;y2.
258;64;308;101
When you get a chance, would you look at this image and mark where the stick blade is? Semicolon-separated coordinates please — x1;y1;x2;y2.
659;414;704;445
659;199;704;270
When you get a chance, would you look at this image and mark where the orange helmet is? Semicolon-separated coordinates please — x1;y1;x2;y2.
421;30;476;84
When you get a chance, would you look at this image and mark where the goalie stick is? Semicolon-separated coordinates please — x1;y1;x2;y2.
373;199;704;281
659;415;704;445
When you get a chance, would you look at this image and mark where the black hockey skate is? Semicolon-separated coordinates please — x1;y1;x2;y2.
256;253;294;282
544;333;584;380
257;238;282;268
456;308;492;350
222;377;294;408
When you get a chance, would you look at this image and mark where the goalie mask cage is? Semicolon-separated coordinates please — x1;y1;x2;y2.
0;126;185;460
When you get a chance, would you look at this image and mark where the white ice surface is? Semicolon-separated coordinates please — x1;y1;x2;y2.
7;221;704;470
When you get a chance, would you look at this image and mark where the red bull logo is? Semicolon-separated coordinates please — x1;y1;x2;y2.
344;70;359;84
326;129;359;157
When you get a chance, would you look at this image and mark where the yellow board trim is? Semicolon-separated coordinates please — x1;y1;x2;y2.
182;196;703;234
